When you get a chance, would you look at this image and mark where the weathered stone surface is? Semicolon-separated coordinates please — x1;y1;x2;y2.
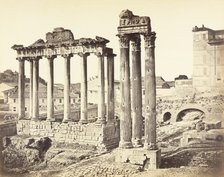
16;120;119;149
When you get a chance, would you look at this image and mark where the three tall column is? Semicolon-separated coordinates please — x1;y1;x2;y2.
118;32;157;149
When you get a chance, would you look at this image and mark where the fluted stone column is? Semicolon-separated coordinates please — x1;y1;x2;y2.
131;35;143;147
118;35;132;148
106;53;115;124
96;53;106;124
18;58;25;119
63;54;73;122
47;55;56;121
79;53;89;124
144;32;157;150
29;60;33;118
32;57;41;120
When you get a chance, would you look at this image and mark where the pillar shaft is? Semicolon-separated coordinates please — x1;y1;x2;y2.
63;54;72;122
106;54;115;124
119;35;132;148
32;58;40;120
47;56;55;121
96;53;106;124
144;32;157;150
131;35;143;147
29;60;33;118
18;58;25;119
79;53;89;124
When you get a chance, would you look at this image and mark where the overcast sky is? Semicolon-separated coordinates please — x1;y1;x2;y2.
0;0;224;83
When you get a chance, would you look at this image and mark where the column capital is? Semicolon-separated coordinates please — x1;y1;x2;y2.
78;52;90;58
62;53;73;59
16;57;28;62
118;34;130;48
95;52;104;58
130;34;141;51
144;32;156;48
46;55;57;60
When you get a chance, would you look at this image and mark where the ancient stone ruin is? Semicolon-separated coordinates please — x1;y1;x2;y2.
115;10;160;169
11;27;119;150
3;9;161;171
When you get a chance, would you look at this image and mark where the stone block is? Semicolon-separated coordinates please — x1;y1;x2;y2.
115;148;161;169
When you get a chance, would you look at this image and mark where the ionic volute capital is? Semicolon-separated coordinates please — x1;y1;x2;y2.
46;55;57;60
78;52;90;58
118;34;130;48
61;53;73;59
130;34;141;51
16;57;25;62
95;52;104;58
144;32;156;48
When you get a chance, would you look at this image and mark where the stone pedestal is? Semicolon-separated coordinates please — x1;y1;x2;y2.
115;148;161;169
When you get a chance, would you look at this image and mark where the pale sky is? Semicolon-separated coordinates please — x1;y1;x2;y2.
0;0;224;83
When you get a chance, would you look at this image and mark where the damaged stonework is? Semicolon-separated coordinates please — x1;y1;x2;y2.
16;120;120;150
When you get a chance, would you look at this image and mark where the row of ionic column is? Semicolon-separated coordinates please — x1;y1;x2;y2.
118;32;157;150
17;53;116;124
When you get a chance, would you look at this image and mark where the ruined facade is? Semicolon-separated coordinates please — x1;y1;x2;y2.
12;28;119;149
192;25;224;91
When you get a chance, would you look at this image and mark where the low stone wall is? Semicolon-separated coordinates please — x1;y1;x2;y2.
17;120;119;150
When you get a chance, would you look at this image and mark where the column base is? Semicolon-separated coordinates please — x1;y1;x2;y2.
119;141;133;149
144;142;158;150
79;119;88;124
95;117;106;125
46;118;55;122
62;119;72;123
132;138;143;147
31;117;39;121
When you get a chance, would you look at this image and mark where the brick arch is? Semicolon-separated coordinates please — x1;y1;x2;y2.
171;104;209;122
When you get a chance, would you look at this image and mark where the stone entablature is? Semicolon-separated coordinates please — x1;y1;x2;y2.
12;32;110;59
17;120;119;150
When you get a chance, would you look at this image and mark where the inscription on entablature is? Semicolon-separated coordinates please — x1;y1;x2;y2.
119;16;150;27
118;9;151;35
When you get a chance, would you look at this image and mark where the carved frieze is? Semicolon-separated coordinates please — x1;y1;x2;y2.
118;10;151;35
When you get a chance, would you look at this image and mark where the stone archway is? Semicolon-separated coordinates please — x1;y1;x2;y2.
171;104;209;122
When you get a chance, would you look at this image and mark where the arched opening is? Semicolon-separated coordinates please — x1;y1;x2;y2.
176;109;205;122
163;112;171;122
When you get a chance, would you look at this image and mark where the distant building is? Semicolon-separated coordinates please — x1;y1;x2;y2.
0;82;17;103
3;82;79;113
192;25;224;91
